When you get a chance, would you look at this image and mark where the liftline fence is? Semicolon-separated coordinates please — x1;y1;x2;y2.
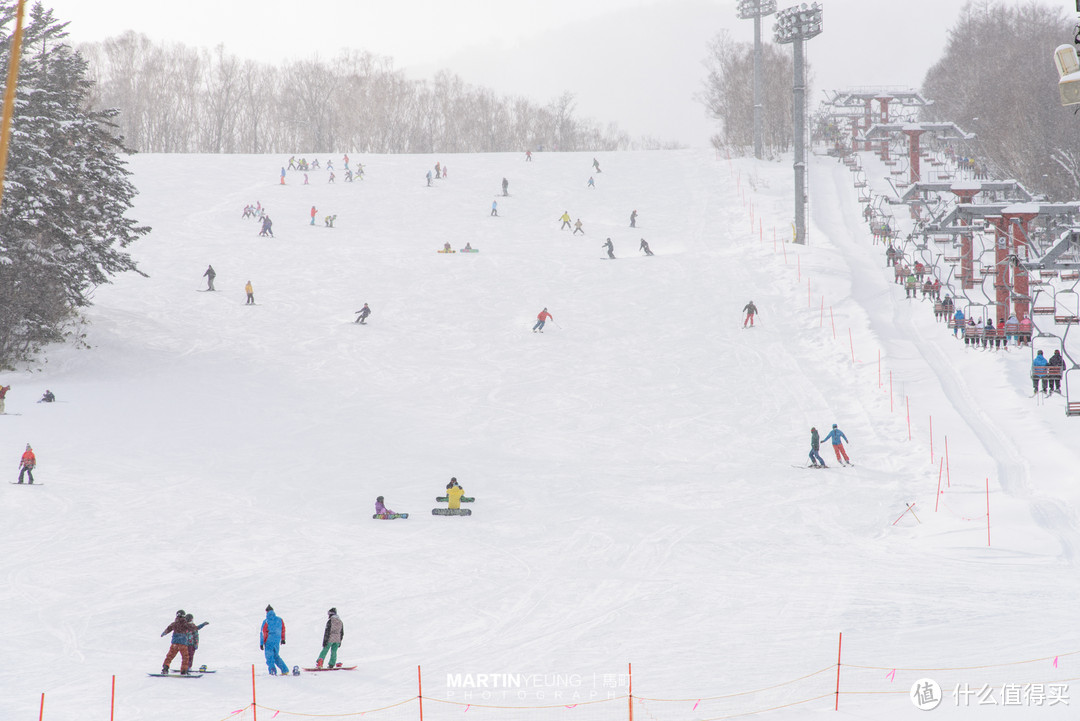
172;650;1080;721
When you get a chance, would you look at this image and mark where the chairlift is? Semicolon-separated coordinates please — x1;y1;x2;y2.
1054;287;1080;324
1032;287;1056;316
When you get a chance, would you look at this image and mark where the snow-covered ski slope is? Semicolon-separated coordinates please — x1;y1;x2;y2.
2;149;1080;720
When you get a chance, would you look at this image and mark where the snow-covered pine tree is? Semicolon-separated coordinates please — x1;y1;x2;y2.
0;1;148;368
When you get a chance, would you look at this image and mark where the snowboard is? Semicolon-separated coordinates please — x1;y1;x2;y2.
432;508;472;516
459;249;479;253
170;668;216;674
0;413;23;416
303;665;357;672
148;672;202;678
436;496;474;503
437;249;456;254
10;481;42;485
372;513;409;519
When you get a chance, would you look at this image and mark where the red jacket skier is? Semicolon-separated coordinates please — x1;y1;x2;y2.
532;308;553;333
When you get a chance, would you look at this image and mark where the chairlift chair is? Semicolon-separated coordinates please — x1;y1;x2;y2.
1054;287;1080;324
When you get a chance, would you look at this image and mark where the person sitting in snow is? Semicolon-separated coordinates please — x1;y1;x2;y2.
374;496;396;517
39;390;55;403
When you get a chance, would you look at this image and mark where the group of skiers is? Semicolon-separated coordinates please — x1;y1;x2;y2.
1031;349;1066;394
159;605;346;676
808;425;852;468
160;610;210;675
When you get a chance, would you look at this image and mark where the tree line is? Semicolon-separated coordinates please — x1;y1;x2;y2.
921;0;1080;201
77;32;644;155
0;2;147;369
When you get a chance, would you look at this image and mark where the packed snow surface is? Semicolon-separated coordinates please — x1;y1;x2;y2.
2;149;1079;719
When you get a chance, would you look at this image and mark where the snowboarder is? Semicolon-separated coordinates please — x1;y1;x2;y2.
328;171;335;183
184;613;210;670
38;390;55;403
742;300;758;328
315;608;344;669
820;424;851;465
260;605;289;676
602;238;615;259
630;210;637;228
491;200;498;217
573;219;584;235
639;238;653;256
0;383;9;414
260;215;274;237
559;211;572;230
161;610;195;675
245;281;255;305
203;265;216;291
354;303;371;324
1049;349;1065;393
375;496;396;516
587;176;595;188
1032;349;1050;394
303;173;309;185
533;308;553;333
808;427;827;468
592;157;602;173
446;478;466;509
310;206;318;226
17;443;35;484
501;177;509;196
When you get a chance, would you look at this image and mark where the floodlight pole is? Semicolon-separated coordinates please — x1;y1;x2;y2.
737;1;777;160
775;3;823;245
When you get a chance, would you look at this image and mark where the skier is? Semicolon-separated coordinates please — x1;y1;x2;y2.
160;610;195;675
1032;349;1050;394
184;613;210;670
446;478;466;509
559;211;572;230
491;200;498;217
602;238;615;259
1004;314;1019;345
260;215;273;237
885;246;897;267
426;170;433;187
280;167;286;185
203;265;216;291
904;273;918;299
0;383;9;414
17;443;35;484
742;300;758;328
39;390;55;403
435;162;441;179
525;150;532;161
533;308;553;333
260;605;290;676
1019;315;1032;346
573;219;584;235
820;424;851;466
343;153;349;168
808;427;827;468
288;156;296;170
640;238;653;256
592;157;602;173
354;303;371;324
310;206;317;226
315;608;344;669
303;173;309;185
501;177;509;196
1049;349;1065;393
245;281;255;305
328;171;335;183
630;210;637;228
587;176;595;188
374;496;396;516
952;307;965;337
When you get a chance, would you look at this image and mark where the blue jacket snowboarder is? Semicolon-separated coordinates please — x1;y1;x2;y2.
260;605;290;675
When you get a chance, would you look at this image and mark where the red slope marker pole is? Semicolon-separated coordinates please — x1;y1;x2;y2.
835;633;843;710
252;664;257;721
935;457;944;512
944;436;951;488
